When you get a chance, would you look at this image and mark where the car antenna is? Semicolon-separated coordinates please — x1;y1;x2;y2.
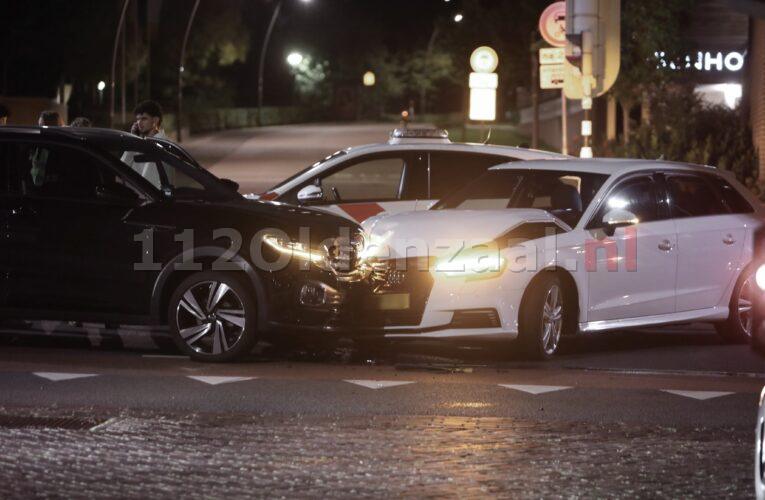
482;128;492;145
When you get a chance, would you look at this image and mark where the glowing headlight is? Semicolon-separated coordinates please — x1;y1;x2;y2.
434;249;506;280
263;235;328;267
756;264;765;291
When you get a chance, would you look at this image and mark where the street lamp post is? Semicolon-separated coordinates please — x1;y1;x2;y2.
257;0;311;127
110;0;131;128
257;0;283;127
177;0;202;142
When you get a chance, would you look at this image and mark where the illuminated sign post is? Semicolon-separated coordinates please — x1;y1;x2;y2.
469;46;499;121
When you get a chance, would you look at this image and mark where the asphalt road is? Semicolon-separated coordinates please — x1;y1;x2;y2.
0;322;761;498
182;122;402;194
2;124;763;498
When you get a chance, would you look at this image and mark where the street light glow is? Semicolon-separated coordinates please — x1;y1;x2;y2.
287;52;304;67
454;13;463;22
97;81;106;91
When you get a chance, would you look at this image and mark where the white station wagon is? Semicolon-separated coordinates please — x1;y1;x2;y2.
252;128;565;223
359;158;763;359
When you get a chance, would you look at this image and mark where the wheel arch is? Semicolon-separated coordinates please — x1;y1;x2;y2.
150;246;268;329
520;266;580;335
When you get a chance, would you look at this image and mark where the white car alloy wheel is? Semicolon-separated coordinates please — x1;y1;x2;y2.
519;273;566;360
541;284;564;356
169;272;258;362
736;276;754;338
717;271;756;344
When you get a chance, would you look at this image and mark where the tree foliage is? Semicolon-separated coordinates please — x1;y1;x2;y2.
607;84;758;190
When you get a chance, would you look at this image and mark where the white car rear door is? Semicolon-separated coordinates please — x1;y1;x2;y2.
667;173;747;311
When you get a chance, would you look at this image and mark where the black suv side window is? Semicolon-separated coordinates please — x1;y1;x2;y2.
0;143;15;194
593;176;662;225
19;143;139;202
667;175;728;218
429;152;514;200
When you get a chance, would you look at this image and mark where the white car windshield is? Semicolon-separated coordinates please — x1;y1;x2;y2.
432;169;609;227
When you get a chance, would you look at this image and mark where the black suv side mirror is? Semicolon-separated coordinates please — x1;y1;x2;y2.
219;178;240;192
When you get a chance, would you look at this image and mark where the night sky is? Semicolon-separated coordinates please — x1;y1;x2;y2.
0;0;551;119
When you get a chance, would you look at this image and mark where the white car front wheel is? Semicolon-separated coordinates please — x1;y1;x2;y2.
518;273;566;360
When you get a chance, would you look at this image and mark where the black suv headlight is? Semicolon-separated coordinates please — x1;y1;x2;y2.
262;232;369;281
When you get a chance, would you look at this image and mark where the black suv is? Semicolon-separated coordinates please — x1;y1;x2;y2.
0;127;368;361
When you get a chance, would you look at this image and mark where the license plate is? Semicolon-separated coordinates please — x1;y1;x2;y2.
371;293;410;310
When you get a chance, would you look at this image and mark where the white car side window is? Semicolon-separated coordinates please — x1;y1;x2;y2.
598;176;660;224
321;157;405;201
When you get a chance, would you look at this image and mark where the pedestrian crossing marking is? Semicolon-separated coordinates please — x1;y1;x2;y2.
33;372;98;382
660;390;735;400
187;376;257;385
499;384;572;395
345;380;415;389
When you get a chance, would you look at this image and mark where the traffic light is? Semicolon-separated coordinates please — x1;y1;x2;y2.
565;33;582;71
563;0;620;99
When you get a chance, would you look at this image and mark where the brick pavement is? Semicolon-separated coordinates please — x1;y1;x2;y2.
0;407;752;499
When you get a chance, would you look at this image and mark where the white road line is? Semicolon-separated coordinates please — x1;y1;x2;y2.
660;389;735;400
142;354;189;359
499;384;573;395
33;372;98;382
187;376;257;385
345;380;416;390
573;366;765;379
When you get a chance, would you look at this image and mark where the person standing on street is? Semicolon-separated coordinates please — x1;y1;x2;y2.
130;100;168;139
38;110;63;126
122;100;171;187
69;116;93;127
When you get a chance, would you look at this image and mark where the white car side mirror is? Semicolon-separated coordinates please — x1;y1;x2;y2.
297;184;324;202
601;209;639;236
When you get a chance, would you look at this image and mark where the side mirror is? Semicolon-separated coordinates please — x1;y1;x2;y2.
219;178;240;192
601;209;638;236
297;184;324;203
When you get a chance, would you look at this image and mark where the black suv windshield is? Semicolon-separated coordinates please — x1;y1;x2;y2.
96;138;239;202
432;169;609;227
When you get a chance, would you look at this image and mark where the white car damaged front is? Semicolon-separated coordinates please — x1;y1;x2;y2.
358;159;761;360
360;207;581;359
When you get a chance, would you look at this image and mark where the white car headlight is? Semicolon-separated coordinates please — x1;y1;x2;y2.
433;248;506;280
756;264;765;291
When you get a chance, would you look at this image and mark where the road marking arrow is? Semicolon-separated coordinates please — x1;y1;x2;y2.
499;384;572;395
33;372;98;382
187;376;257;386
660;390;734;401
345;380;415;390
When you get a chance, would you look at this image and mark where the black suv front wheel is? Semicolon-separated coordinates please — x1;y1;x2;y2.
168;271;259;362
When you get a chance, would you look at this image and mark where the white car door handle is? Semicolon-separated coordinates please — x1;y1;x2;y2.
658;240;673;251
723;234;736;245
